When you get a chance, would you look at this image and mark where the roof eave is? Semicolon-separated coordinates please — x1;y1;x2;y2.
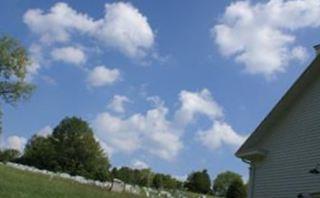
236;149;268;161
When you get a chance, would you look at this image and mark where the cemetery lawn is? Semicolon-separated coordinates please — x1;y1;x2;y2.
0;164;142;198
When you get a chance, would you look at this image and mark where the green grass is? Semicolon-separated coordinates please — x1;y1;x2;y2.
0;164;142;198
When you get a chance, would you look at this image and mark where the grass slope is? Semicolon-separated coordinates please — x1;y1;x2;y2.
0;164;141;198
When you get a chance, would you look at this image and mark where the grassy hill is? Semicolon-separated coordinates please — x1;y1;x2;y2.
0;164;141;198
0;163;217;198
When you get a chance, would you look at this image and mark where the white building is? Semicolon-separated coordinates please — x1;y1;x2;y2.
236;46;320;198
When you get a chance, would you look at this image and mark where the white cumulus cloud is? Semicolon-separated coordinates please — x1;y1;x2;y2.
93;104;182;160
93;89;247;160
4;136;27;152
24;2;155;59
175;89;223;127
131;159;149;170
51;46;86;65
108;95;130;113
87;66;120;87
198;121;247;150
27;44;43;78
176;89;246;150
23;2;97;44
95;2;155;58
36;126;53;137
212;0;319;77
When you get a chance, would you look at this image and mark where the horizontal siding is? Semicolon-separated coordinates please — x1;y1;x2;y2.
253;76;320;197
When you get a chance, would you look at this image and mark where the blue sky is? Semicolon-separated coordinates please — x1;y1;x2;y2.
1;0;320;181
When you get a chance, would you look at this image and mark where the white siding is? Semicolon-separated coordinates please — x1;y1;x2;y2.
252;76;320;197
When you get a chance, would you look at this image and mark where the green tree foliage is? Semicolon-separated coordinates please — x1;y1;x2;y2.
20;136;57;170
213;171;243;196
185;169;211;194
112;167;135;184
51;117;110;180
152;173;183;190
161;174;183;189
152;173;164;189
20;117;110;181
111;167;153;187
226;179;247;198
0;149;20;163
111;167;182;190
0;36;35;135
136;168;153;187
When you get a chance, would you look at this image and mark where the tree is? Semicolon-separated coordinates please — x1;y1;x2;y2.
161;174;180;189
213;171;243;196
0;149;20;163
0;36;35;137
112;167;135;184
111;167;181;190
111;167;154;187
153;174;164;189
185;169;211;194
52;117;111;181
21;117;111;181
226;179;247;198
136;168;153;187
19;135;57;170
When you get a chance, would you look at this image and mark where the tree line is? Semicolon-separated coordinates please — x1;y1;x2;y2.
1;116;247;197
0;36;247;197
111;167;184;190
